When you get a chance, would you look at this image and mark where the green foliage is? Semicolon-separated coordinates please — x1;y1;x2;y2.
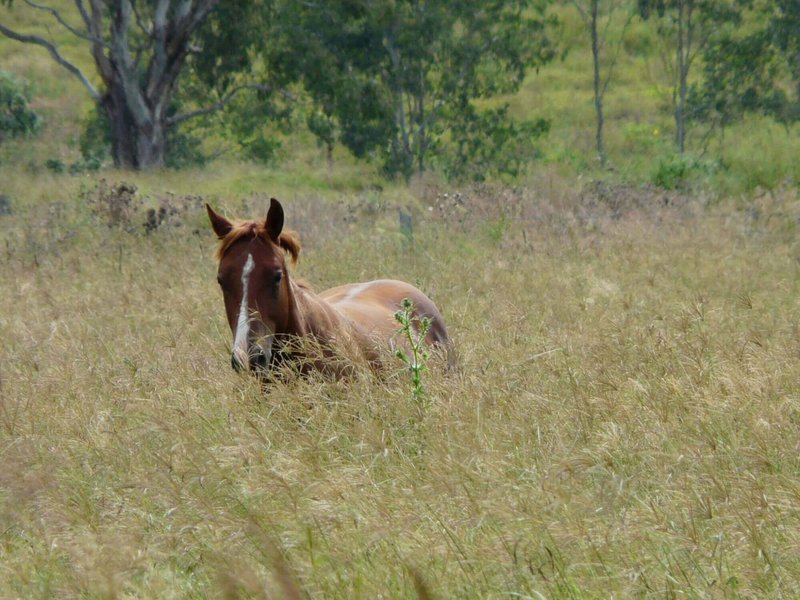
690;0;800;130
393;298;432;406
79;104;111;165
189;0;267;93
771;0;800;108
0;0;278;169
44;158;64;173
164;128;209;169
223;87;292;165
637;0;748;154
637;0;744;21
651;152;718;189
186;0;294;165
306;110;336;156
0;70;40;142
45;154;100;175
3;0;800;196
486;214;510;242
268;0;556;180
689;28;791;131
623;122;664;150
445;105;550;181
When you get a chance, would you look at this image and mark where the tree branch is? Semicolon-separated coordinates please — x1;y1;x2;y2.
129;0;152;39
0;22;100;100
74;0;90;28
21;0;107;46
149;0;220;118
601;8;636;96
570;0;589;22
147;0;169;98
110;0;151;127
170;0;217;47
167;83;277;126
87;0;112;84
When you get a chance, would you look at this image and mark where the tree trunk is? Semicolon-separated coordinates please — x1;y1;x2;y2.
136;120;166;169
675;0;687;154
103;89;166;169
590;0;605;165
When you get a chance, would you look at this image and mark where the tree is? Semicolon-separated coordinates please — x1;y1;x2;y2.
268;0;555;180
687;1;799;144
638;0;744;154
0;0;267;169
763;0;800;122
570;0;635;165
689;28;783;143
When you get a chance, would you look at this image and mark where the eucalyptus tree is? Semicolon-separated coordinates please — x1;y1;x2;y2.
268;0;556;180
638;0;744;154
569;0;635;165
0;0;266;169
647;0;799;151
689;26;782;143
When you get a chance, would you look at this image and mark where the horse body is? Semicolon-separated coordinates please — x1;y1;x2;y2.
207;199;451;376
321;278;449;345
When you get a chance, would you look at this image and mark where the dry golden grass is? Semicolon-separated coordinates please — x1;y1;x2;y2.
2;177;800;598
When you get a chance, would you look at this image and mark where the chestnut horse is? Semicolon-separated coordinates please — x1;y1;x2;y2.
207;199;451;376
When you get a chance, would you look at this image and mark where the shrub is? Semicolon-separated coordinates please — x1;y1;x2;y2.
0;71;41;143
652;153;719;190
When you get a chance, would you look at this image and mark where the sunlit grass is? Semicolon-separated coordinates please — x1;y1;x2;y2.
2;178;800;597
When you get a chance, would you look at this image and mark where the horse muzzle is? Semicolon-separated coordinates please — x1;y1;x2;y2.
231;340;273;374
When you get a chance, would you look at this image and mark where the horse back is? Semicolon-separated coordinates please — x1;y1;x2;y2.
320;279;450;347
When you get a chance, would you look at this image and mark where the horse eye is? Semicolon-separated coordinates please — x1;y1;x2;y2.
273;271;283;285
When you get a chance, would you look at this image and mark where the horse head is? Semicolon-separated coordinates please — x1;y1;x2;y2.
207;198;300;374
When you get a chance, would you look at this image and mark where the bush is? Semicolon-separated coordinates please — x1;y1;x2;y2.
652;153;719;190
44;158;65;173
0;71;41;143
79;104;111;165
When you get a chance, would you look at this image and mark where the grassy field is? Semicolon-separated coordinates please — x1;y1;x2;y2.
2;179;800;598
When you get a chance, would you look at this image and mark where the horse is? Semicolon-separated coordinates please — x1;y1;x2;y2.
207;198;452;377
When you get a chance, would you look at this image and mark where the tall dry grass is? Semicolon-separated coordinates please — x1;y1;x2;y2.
2;179;800;597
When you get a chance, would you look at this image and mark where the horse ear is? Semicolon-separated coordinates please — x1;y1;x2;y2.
207;204;233;239
265;197;284;241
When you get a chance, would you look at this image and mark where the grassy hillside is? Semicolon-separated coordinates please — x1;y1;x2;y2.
2;2;800;598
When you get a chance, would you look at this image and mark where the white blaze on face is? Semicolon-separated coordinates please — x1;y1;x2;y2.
232;253;255;368
231;253;275;371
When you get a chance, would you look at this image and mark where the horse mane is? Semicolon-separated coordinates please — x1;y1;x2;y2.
215;220;301;264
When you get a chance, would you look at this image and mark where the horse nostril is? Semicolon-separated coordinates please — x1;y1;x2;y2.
251;349;268;371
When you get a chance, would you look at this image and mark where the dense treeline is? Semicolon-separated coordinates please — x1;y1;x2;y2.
0;0;798;183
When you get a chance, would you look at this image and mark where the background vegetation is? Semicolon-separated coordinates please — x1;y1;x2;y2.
0;0;798;192
2;1;800;598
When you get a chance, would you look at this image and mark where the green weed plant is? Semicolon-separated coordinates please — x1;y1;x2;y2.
393;297;432;407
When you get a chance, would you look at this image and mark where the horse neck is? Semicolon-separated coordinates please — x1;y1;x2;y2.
285;277;342;343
